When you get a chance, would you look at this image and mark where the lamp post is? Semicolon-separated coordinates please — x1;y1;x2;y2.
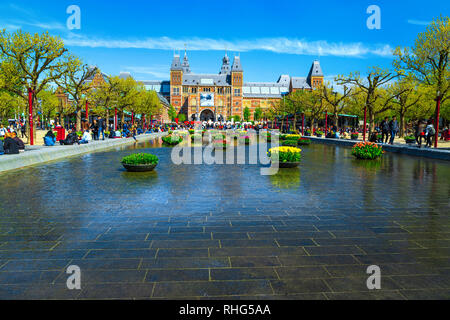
302;113;305;136
28;88;34;146
434;90;441;148
85;100;89;123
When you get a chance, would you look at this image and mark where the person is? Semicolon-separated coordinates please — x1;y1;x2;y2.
0;138;4;155
3;133;20;154
0;124;6;138
91;120;99;141
97;117;105;140
20;122;27;139
415;120;425;148
11;132;25;150
60;130;79;145
380;117;390;144
79;130;92;144
44;131;56;146
389;116;399;145
425;120;435;148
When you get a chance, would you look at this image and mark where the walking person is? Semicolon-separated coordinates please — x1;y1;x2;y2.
380;117;390;144
415;120;425;148
425;120;436;148
389;116;399;145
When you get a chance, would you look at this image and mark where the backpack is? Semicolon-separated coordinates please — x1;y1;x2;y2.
430;127;436;135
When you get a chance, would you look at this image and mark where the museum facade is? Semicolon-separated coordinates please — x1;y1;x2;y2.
144;52;324;122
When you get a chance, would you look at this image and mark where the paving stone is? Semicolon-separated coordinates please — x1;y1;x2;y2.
210;268;278;280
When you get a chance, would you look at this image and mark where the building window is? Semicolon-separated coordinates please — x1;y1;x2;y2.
183;87;189;93
218;87;223;94
203;88;211;92
234;89;241;97
225;87;231;94
172;87;180;95
191;87;197;94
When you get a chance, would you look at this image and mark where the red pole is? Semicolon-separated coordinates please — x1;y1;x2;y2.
114;108;118;131
434;95;441;148
325;113;328;136
85;100;89;122
302;113;305;136
28;88;34;146
363;106;367;142
143;115;146;130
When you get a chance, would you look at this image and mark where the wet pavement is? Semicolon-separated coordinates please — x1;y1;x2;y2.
0;138;449;299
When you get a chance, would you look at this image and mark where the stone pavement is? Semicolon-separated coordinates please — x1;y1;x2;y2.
0;141;449;300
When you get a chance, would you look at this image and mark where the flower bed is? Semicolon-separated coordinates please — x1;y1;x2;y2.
297;138;311;145
404;136;416;144
281;140;298;147
162;135;183;145
213;140;229;148
122;153;159;165
281;134;301;141
351;142;384;160
351;133;359;140
239;136;251;145
268;146;302;163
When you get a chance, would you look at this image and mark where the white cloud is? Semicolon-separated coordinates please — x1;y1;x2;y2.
123;66;169;79
63;35;394;58
407;19;431;26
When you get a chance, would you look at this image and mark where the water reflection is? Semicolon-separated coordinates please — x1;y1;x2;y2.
269;168;301;190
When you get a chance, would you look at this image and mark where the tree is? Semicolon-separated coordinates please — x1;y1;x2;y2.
135;89;162;124
394;15;449;143
0;29;71;140
320;82;356;128
336;67;403;133
243;106;251;122
284;90;307;131
111;76;141;127
37;87;59;127
0;91;17;122
177;113;186;122
55;57;97;131
253;107;262;121
167;104;177;122
389;76;424;136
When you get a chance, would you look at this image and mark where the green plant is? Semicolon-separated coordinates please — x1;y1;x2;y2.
351;142;384;160
297;138;311;145
404;135;415;140
351;133;359;139
268;147;302;163
315;130;324;136
191;134;202;141
121;153;159;165
281;140;297;147
162;135;183;145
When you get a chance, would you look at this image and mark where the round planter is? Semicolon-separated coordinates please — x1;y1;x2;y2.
316;134;322;138
272;162;301;168
122;163;157;172
405;139;415;144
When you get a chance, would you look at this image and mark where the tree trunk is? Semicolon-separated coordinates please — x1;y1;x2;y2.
293;114;297;131
106;109;110;131
76;108;82;132
399;112;406;137
310;118;315;132
121;110;125;129
334;112;339;128
369;111;375;135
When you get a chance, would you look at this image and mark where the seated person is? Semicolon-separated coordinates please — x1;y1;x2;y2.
3;133;20;154
115;130;122;138
79;130;92;144
11;132;25;150
44;131;56;146
369;132;378;143
60;130;79;145
334;131;340;139
108;130;116;139
137;128;143;135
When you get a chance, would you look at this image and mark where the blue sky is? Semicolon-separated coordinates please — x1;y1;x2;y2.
0;0;448;85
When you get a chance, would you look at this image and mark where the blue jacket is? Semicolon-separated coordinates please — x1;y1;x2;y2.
44;136;56;146
0;139;4;154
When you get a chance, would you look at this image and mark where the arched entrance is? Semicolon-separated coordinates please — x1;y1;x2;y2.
200;109;215;122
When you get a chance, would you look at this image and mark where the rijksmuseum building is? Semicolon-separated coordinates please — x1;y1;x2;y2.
143;52;324;122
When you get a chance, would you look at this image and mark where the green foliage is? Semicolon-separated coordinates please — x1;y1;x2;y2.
281;140;297;147
243;107;251;121
230;115;241;122
177;113;186;122
121;153;159;165
162;134;183;145
269;147;302;163
191;134;202;141
253;107;262;121
351;142;384;160
297;138;311;145
168;105;177;121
